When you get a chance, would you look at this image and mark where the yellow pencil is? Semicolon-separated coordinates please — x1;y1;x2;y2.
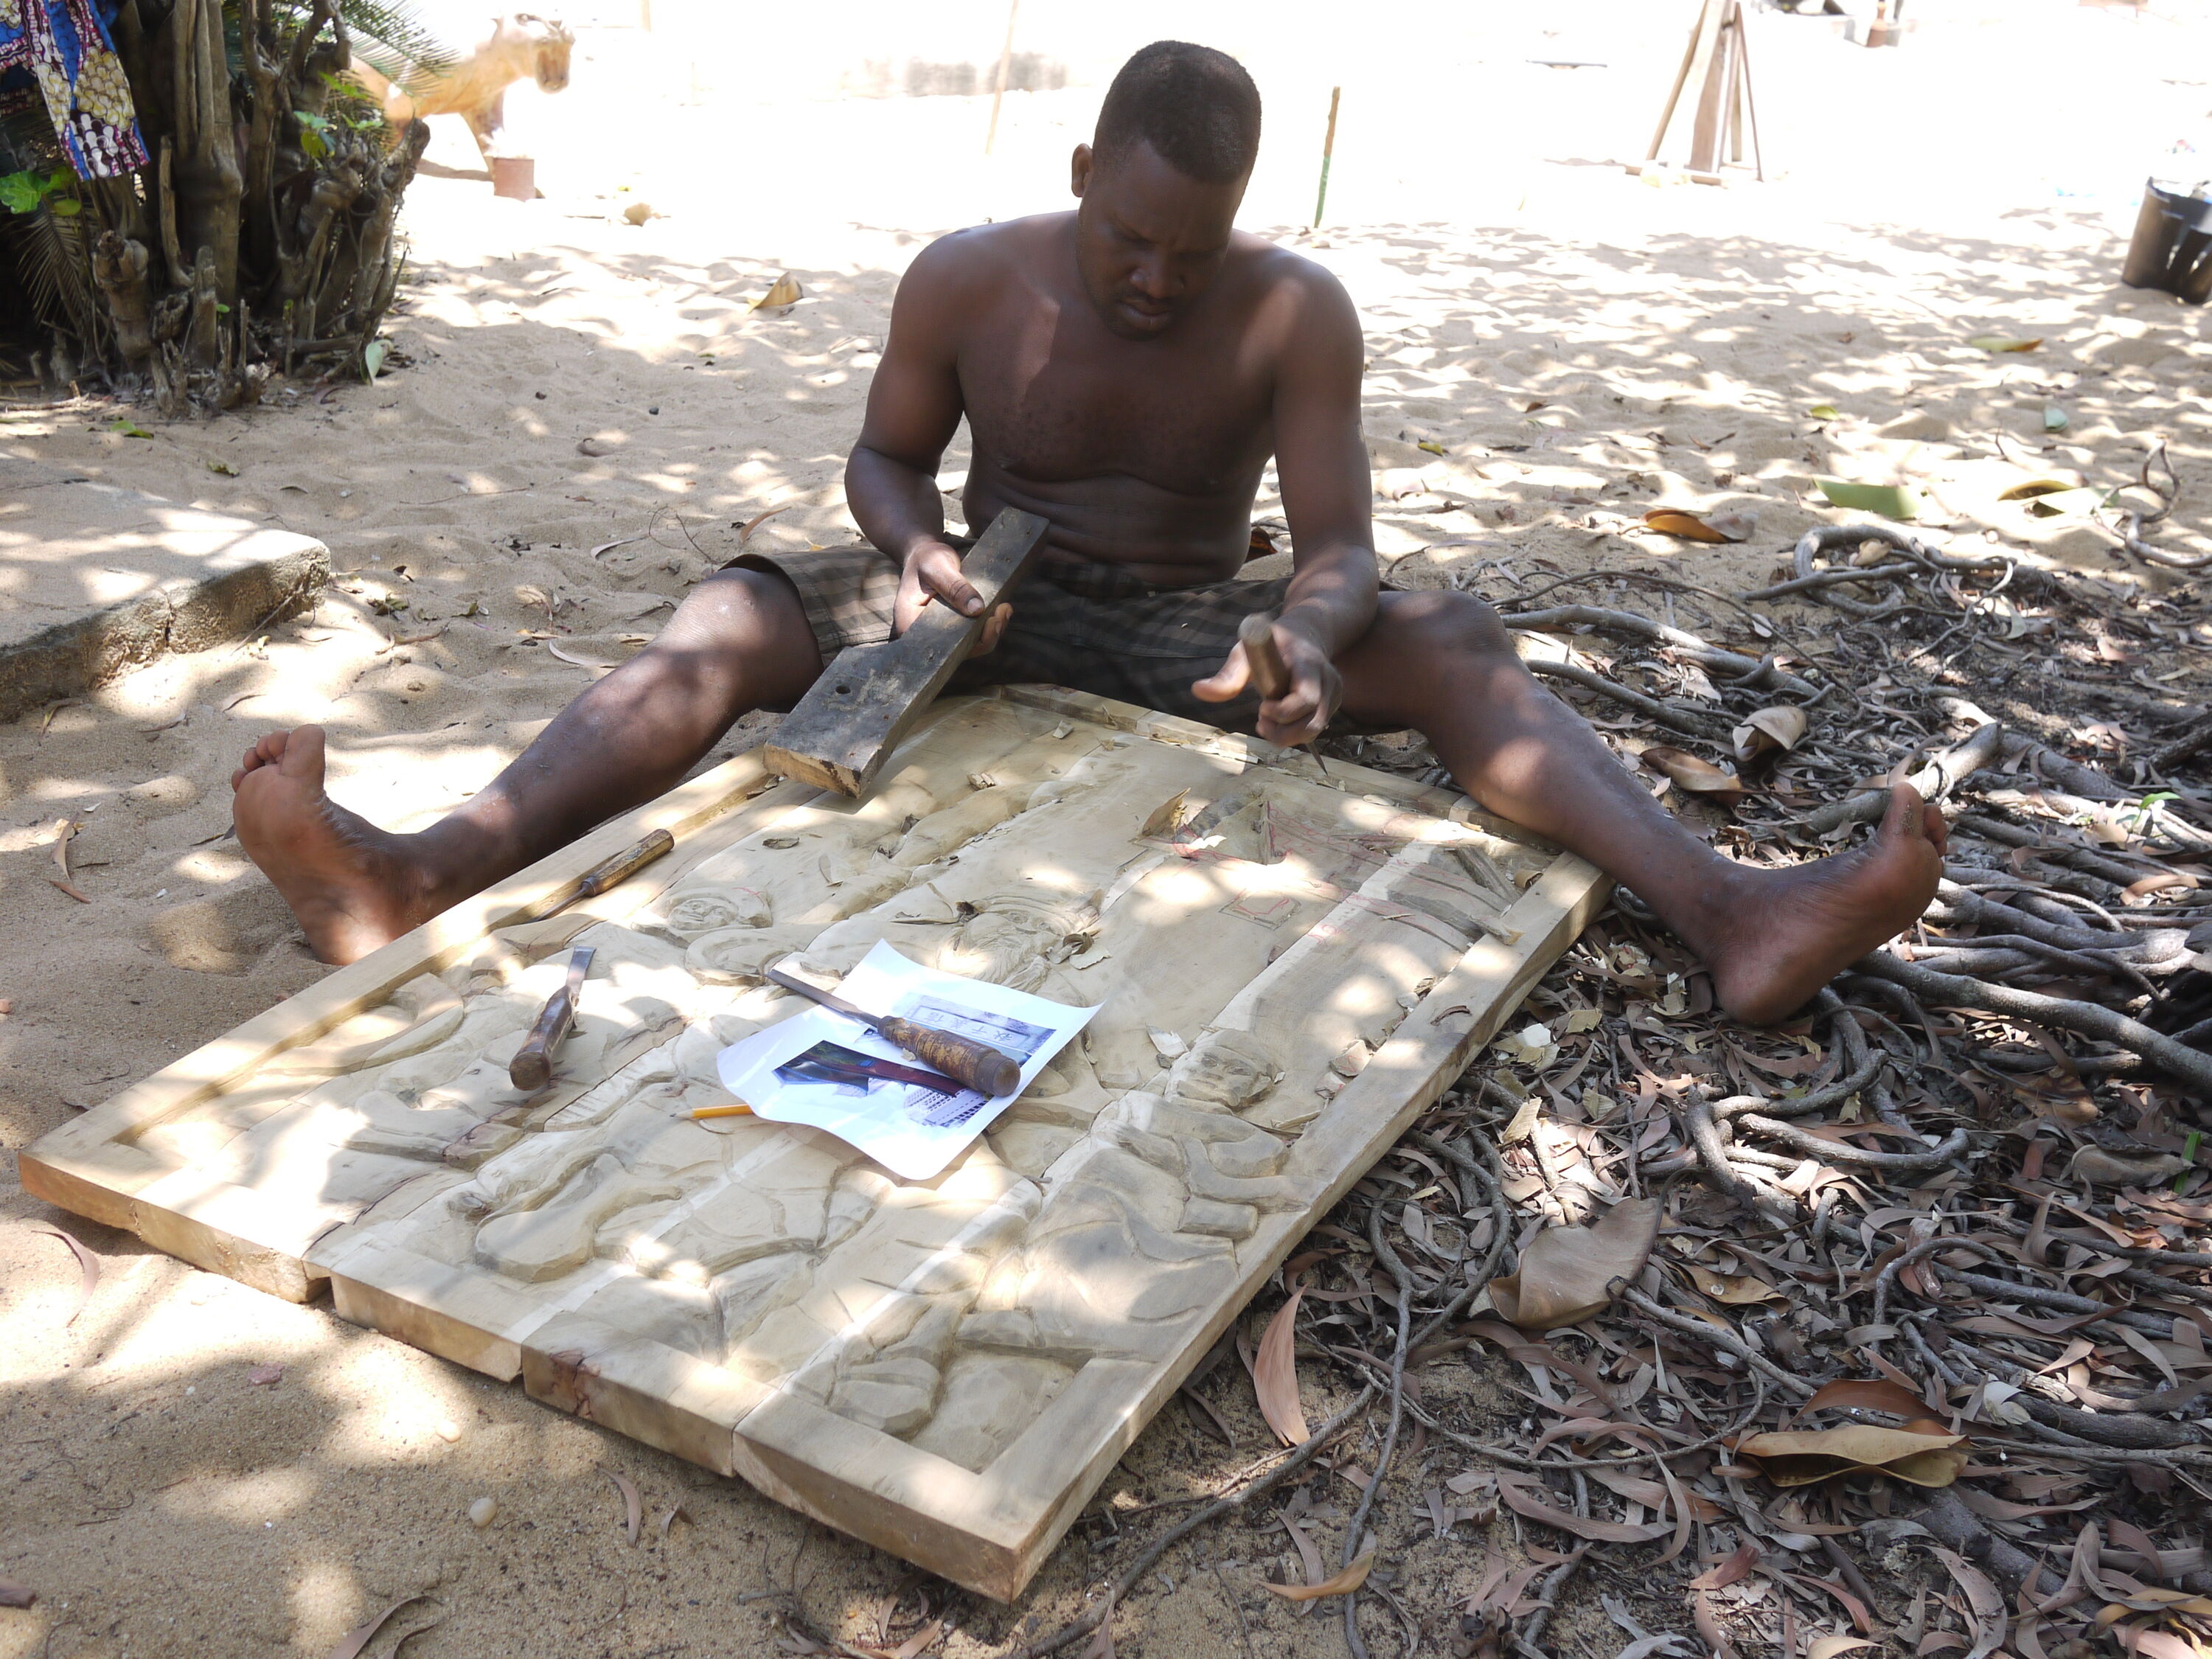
689;1103;754;1120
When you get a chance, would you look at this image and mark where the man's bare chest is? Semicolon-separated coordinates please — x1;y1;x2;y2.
956;323;1273;495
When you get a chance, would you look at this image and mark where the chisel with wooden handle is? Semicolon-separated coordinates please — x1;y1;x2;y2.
1237;611;1327;771
765;968;1023;1097
509;945;594;1093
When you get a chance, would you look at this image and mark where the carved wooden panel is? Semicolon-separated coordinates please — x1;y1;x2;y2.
23;687;1606;1598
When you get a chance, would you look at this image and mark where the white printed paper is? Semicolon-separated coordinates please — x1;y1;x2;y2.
714;941;1098;1180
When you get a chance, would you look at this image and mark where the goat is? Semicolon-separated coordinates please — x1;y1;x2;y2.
349;13;574;167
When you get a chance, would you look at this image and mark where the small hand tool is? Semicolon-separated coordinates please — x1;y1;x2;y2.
509;945;594;1093
571;827;674;901
1239;611;1329;773
765;968;1023;1096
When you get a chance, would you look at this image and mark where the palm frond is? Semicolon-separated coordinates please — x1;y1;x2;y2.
0;201;106;351
324;0;455;74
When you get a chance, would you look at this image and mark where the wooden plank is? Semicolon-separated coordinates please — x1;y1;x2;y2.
24;689;1604;1598
765;509;1050;796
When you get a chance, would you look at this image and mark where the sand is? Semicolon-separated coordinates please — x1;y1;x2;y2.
5;3;2212;1654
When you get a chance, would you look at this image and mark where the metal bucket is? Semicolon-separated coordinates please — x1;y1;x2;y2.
2121;177;2212;305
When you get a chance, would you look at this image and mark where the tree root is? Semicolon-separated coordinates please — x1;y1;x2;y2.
1501;605;1818;699
1524;658;1724;735
1851;952;2212;1095
1797;720;2003;833
1618;1285;1817;1399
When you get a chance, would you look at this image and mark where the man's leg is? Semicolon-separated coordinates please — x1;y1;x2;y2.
232;567;823;966
1332;590;1944;1025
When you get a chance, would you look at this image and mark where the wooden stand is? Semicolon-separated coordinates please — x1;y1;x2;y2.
1632;0;1765;186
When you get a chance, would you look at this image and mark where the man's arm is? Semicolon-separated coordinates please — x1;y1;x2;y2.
1194;262;1377;745
845;234;1006;638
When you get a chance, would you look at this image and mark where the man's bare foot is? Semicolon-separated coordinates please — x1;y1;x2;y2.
232;726;442;965
1684;784;1947;1026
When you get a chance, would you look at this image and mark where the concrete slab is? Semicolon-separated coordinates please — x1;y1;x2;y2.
0;456;329;723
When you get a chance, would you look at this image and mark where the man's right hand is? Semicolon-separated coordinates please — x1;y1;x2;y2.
894;538;1012;653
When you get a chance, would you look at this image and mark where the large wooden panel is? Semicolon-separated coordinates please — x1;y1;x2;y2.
24;689;1605;1599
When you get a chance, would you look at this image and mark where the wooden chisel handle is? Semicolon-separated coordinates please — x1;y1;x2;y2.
509;986;577;1093
1237;612;1293;701
876;1016;1022;1097
574;827;674;900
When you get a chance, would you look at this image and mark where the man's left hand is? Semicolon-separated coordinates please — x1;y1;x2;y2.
1191;613;1340;747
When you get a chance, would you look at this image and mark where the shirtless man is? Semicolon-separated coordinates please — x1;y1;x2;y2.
233;41;1943;1025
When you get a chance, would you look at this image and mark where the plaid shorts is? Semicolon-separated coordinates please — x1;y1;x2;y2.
730;539;1295;734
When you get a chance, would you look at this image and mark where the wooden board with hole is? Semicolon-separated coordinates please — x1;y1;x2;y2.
23;686;1607;1599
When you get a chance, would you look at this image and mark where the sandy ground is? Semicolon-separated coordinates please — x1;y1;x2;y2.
6;3;2212;1655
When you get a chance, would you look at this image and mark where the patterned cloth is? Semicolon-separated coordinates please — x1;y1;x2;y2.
0;0;147;179
731;539;1301;735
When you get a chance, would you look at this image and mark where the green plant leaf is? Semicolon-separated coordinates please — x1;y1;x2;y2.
0;170;49;213
109;418;153;439
46;195;80;215
1816;479;1921;521
1968;335;2042;353
1808;403;1839;421
363;339;389;382
2043;406;2068;432
206;460;238;476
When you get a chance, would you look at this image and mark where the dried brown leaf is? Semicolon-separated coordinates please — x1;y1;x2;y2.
35;1225;99;1326
1643;507;1737;543
1688;1266;1782;1306
1784;1571;1874;1634
738;504;791;544
246;1363;285;1386
2070;1146;2188;1188
1808;1640;1881;1659
326;1596;428;1659
1496;1472;1672;1543
1736;1425;1966;1489
1262;1549;1376;1600
50;816;77;882
0;1577;33;1609
1254;1284;1310;1445
1690;1543;1762;1590
605;1469;642;1545
1691;1588;1738;1659
751;274;803;312
2113;1632;2205;1659
1792;1378;1933;1423
1932;1547;2006;1659
1997;476;2075;501
1638;746;1747;806
1491;1196;1660;1329
1733;706;1809;765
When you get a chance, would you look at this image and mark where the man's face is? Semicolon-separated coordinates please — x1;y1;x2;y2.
1071;140;1246;341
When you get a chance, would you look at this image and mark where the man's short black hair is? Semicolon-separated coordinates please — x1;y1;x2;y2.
1094;41;1261;185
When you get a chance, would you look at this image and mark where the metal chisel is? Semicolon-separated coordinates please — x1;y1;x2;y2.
765;967;1023;1097
509;945;594;1093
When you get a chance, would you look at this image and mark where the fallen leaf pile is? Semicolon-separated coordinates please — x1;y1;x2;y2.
1035;509;2212;1659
